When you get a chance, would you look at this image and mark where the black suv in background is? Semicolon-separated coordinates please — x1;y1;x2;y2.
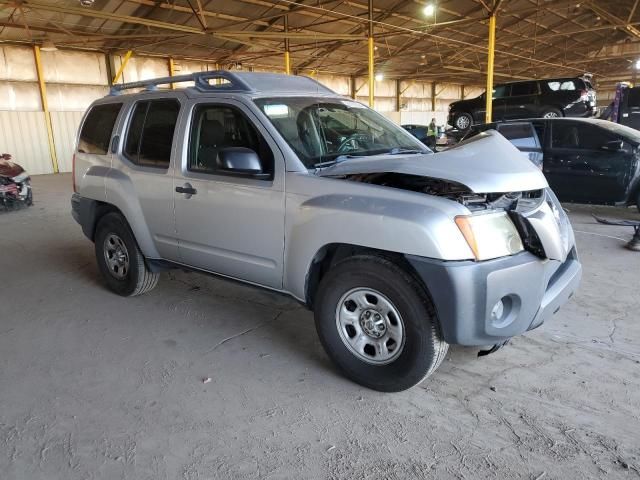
465;118;640;210
448;77;597;130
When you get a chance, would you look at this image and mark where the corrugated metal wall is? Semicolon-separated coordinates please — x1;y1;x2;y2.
0;111;54;175
51;111;84;173
0;45;479;175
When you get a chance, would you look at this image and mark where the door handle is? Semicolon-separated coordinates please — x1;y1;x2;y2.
176;184;197;196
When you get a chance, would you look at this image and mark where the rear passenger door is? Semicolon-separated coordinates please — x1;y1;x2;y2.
115;97;182;261
173;100;285;288
503;82;539;119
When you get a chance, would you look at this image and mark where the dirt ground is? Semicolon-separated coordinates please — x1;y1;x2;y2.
1;173;639;480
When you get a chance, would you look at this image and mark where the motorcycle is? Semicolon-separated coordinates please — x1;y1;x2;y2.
0;153;33;209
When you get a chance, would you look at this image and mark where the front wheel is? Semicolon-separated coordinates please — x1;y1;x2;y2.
94;212;159;296
314;255;448;392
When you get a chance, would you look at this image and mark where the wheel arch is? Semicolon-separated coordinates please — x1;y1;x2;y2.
303;243;430;311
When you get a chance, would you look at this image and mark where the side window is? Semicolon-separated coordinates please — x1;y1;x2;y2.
552;123;614;150
78;103;122;154
492;85;510;99
124;99;180;169
189;104;274;177
498;123;538;149
511;82;538;97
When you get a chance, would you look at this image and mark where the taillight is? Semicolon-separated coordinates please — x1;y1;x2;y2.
72;153;76;193
580;89;589;101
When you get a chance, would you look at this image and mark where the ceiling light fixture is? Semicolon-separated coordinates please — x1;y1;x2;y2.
635;59;640;70
423;3;435;16
79;0;95;6
40;39;58;52
375;73;384;82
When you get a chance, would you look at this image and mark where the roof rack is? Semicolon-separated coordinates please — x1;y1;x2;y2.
109;70;254;95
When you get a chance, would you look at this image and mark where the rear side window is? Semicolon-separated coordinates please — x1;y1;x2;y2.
510;82;538;96
124;99;180;168
78;103;122;155
546;80;577;91
498;123;538;149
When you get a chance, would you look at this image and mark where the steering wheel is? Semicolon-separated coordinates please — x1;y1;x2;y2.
337;133;371;153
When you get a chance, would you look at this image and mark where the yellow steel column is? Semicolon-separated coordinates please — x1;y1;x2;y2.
168;57;176;89
33;45;59;173
284;15;291;74
485;13;496;123
368;0;374;107
112;50;133;84
368;37;374;107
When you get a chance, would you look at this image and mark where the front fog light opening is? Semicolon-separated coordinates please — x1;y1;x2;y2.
490;295;520;328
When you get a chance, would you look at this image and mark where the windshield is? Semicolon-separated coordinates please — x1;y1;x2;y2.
254;97;429;168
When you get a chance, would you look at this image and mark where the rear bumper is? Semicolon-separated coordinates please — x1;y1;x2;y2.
406;249;581;346
564;101;597;118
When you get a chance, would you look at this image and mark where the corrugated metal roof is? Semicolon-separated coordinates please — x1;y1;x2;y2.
0;0;638;86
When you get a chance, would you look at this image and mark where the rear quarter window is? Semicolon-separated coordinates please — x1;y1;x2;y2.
498;123;538;149
78;103;122;155
546;80;577;91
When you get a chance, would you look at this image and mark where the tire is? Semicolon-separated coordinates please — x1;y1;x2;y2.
314;255;448;392
541;107;562;119
454;112;473;131
94;212;159;297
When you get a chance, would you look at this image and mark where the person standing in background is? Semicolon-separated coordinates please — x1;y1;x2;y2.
427;118;438;150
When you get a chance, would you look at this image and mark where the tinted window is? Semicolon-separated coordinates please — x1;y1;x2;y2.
551;123;614;150
546;80;577;91
627;88;640;107
511;82;537;96
124;99;180;168
492;85;510;98
498;123;538;149
189;105;273;176
78;103;122;155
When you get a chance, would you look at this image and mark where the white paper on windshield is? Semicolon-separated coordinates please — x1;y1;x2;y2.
342;100;366;109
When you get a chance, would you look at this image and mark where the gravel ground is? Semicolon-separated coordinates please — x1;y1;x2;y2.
1;173;639;480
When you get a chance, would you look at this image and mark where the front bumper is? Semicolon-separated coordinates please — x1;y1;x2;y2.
406;248;581;346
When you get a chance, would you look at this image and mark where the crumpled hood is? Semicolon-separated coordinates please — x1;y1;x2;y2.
0;159;24;179
317;130;548;193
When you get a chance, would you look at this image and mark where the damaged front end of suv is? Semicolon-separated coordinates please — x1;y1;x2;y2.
312;130;581;349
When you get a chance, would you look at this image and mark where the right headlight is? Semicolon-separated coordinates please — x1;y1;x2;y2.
455;212;524;261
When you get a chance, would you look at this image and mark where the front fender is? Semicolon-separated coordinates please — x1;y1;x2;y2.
283;185;473;300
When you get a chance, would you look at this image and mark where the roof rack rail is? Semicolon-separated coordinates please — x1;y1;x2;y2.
109;70;254;95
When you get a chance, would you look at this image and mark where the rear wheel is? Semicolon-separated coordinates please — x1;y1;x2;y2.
541;107;562;119
94;212;159;296
314;255;448;392
454;112;473;131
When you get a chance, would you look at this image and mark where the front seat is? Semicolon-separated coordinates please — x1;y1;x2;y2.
198;119;225;170
296;109;322;159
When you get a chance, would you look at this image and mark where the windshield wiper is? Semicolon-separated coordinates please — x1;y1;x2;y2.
387;148;426;155
312;154;361;169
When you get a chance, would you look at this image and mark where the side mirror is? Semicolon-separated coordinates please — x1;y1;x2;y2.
217;147;269;178
602;140;623;151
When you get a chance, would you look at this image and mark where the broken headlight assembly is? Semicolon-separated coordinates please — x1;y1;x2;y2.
455;212;524;261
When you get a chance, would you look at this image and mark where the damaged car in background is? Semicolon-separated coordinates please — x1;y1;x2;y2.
0;153;32;210
72;72;581;392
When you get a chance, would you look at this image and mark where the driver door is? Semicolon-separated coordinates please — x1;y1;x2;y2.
173;99;285;288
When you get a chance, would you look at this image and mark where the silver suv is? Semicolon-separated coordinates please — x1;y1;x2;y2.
71;71;582;392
